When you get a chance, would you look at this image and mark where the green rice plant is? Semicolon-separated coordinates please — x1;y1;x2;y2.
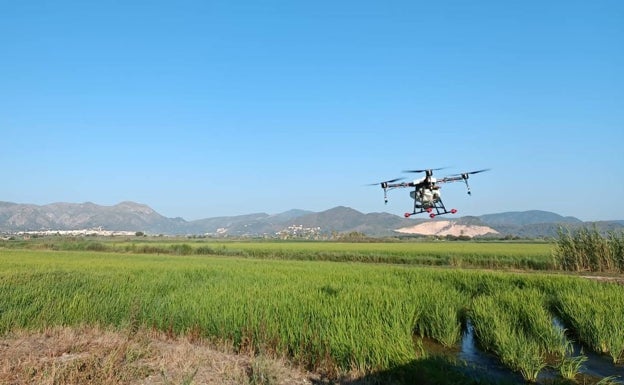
596;376;622;385
412;282;465;347
513;292;569;358
557;354;587;380
504;333;548;383
555;281;624;364
0;250;421;373
470;288;567;382
470;296;539;382
485;288;567;356
3;237;556;270
2;246;623;381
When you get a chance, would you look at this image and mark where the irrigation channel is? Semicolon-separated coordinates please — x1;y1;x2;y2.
421;319;624;384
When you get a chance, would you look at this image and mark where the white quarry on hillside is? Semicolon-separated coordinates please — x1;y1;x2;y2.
395;220;499;238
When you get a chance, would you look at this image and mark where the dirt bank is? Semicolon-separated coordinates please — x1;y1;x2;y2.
0;327;318;385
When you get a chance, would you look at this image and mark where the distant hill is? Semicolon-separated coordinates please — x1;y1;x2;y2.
184;213;273;236
0;201;186;234
289;206;408;236
476;211;589;238
268;209;314;221
478;210;582;226
1;201;622;238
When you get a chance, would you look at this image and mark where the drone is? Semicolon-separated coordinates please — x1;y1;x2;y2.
370;168;490;218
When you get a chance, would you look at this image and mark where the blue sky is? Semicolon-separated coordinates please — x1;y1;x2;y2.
1;0;623;221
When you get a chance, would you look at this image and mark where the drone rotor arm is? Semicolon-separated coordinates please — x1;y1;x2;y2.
368;178;410;205
385;181;413;188
438;176;464;184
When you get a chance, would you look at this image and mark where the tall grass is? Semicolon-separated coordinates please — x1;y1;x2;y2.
553;226;624;272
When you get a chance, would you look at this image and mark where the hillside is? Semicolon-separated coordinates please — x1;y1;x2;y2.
1;201;622;238
0;201;186;234
478;210;582;226
289;206;407;236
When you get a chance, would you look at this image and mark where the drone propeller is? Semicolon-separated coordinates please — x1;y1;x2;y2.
464;168;490;175
446;168;490;196
366;177;404;186
402;167;447;174
449;168;491;178
368;177;405;204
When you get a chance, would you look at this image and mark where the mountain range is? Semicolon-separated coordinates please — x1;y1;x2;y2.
1;201;622;238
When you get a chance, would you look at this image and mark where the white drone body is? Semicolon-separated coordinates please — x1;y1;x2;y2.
409;177;441;207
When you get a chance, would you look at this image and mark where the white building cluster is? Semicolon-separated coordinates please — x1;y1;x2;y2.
276;225;322;239
11;229;137;237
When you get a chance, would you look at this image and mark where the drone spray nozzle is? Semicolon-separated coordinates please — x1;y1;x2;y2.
464;179;472;195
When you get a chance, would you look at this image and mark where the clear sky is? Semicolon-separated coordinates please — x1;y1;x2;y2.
1;0;623;221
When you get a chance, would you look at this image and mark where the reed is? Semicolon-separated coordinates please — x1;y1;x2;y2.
553;226;624;272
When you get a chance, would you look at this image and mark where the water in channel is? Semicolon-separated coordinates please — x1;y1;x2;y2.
420;319;624;384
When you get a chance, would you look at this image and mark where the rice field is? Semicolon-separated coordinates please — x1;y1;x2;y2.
1;241;623;384
5;237;555;270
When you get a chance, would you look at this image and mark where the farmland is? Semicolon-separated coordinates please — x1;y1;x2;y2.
5;237;555;269
1;238;623;384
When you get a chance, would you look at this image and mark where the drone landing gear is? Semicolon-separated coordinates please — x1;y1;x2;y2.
405;200;458;219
